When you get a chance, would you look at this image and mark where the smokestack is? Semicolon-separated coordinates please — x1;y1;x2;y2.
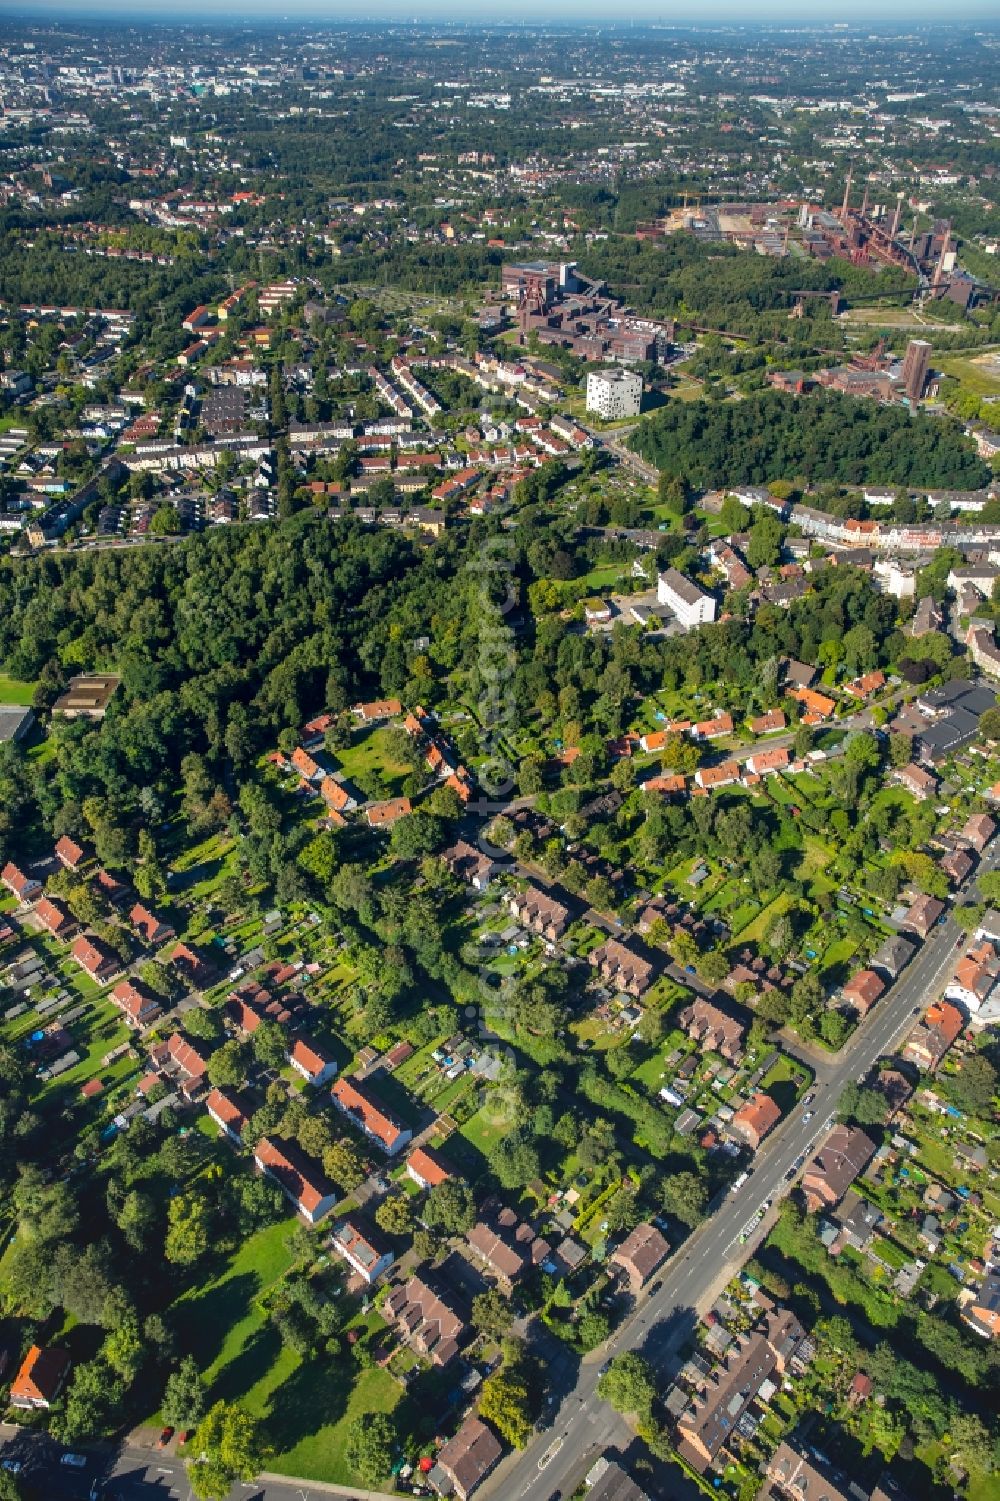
890;192;903;240
932;220;951;288
841;163;853;219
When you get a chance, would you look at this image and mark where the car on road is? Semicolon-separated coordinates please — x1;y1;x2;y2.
649;1280;662;1294
802;1092;814;1106
730;1170;749;1193
802;1110;814;1123
793;1153;806;1169
61;1453;87;1468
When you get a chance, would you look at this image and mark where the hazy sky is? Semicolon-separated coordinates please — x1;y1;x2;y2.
6;0;1000;22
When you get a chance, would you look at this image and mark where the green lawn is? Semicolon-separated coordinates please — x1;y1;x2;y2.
266;1361;402;1485
937;350;1000;397
0;674;37;705
730;890;794;944
333;726;412;799
172;1215;405;1485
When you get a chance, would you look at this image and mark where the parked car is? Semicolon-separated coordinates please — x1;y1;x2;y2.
157;1426;174;1449
61;1453;87;1468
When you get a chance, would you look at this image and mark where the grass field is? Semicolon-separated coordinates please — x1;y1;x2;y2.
333;726;412;799
937;350;1000;397
0;674;37;705
171;1214;407;1485
731;890;794;945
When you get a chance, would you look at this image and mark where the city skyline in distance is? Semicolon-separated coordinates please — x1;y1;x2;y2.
5;0;1000;24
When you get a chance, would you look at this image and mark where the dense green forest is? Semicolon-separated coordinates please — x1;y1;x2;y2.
629;390;991;490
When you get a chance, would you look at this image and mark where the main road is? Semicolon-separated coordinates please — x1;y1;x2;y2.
482;842;1000;1501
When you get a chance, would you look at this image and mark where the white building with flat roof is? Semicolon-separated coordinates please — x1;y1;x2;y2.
657;567;717;628
586;368;643;420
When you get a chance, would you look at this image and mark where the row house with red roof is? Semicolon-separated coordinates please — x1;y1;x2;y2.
332;1075;413;1155
255;1135;337;1224
1;861;42;904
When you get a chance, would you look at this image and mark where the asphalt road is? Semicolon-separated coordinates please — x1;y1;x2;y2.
0;1431;391;1501
485;841;1000;1501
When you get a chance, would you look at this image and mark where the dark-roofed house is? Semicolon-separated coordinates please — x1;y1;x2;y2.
584;1458;650;1501
588;937;654;996
901;893;945;940
870;934;916;981
442;839;495;891
764;1440;853;1501
432;1416;503;1501
9;1345;71;1409
610;1222;670;1291
902;1000;965;1071
680;998;747;1064
330;1214;394;1284
466;1207;549;1288
963;1273;1000;1339
255;1136;337;1224
382;1273;468;1366
676;1309;805;1472
503;884;569;942
801;1126;876;1213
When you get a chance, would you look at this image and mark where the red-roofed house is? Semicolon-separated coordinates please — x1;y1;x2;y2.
352;698;402;722
330;1214;395;1283
903;1001;965;1071
288;1037;338;1087
130;903;175;947
842;969;885;1017
10;1345;71;1409
320;776;357;813
111;978;162;1028
254;1136;337;1223
1;861;42;903
33;896;76;940
70;934;122;985
731;1092;782;1150
169;941;211;987
744;746;790;778
291;746;322;783
54;835;86;870
206;1086;252;1143
407;1145;453;1189
366;797;412;829
332;1076;412;1155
